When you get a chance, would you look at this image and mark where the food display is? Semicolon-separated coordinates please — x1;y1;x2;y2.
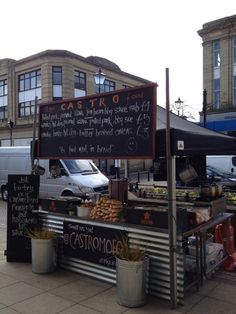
43;180;236;229
134;186;236;205
90;197;124;222
80;201;94;209
224;191;236;203
135;186;199;200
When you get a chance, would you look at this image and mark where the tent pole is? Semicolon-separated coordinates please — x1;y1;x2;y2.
31;96;38;174
165;68;177;308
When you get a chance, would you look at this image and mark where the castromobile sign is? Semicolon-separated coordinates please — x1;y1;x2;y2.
38;83;157;159
63;221;127;269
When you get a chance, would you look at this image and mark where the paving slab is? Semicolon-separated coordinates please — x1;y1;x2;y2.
58;303;102;314
0;282;43;306
50;276;112;303
23;269;83;291
186;296;236;314
80;286;127;314
10;292;75;314
206;281;236;305
0;308;20;314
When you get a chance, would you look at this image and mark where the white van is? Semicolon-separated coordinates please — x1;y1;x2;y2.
206;155;236;174
0;146;109;201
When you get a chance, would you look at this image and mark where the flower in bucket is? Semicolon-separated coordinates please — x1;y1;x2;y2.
27;227;56;239
116;236;146;262
115;236;149;308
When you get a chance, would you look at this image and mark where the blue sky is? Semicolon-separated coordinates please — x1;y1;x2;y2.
1;0;235;120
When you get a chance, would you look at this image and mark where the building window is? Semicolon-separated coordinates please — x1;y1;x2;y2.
213;40;221;109
52;66;62;100
0;79;8;120
19;99;38;117
233;37;236;107
18;70;41;117
74;70;86;97
96;79;115;93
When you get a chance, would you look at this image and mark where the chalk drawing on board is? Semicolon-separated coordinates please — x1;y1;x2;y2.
127;137;138;153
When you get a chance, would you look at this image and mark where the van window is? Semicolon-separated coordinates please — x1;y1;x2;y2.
232;157;236;167
63;160;98;174
49;160;63;177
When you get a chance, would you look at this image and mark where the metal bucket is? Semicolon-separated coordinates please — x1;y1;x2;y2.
116;257;149;307
31;238;57;274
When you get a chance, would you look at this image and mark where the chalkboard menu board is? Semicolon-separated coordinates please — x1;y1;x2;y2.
38;84;156;159
63;221;127;268
7;175;39;262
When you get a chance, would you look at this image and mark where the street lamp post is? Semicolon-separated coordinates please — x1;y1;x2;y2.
203;89;207;128
7;120;14;146
174;97;183;116
93;68;106;172
93;68;106;94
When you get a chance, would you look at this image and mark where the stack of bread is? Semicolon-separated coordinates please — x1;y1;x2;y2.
90;197;123;222
80;201;94;208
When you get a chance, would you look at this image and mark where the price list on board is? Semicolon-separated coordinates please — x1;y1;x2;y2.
38;84;156;159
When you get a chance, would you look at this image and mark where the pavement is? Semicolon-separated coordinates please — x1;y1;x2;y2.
1;201;236;313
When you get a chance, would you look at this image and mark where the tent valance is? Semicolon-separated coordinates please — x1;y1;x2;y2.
156;105;236;156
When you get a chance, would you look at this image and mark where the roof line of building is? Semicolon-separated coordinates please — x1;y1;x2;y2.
198;14;236;36
0;49;151;84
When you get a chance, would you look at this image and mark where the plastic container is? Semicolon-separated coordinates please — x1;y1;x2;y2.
77;206;91;217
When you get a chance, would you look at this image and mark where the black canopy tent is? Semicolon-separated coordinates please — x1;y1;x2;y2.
156;105;236;157
155;103;236;307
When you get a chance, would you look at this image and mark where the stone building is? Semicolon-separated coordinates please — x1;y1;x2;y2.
198;14;236;135
0;50;151;146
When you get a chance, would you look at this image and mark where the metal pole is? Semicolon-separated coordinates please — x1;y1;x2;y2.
7;120;14;146
10;128;13;146
124;160;128;178
166;68;177;308
203;89;207;128
96;78;101;169
31;96;38;173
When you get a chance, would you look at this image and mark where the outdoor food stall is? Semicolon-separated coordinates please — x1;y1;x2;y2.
6;84;236;306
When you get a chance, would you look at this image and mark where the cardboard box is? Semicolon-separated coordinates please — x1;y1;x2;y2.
188;241;218;256
185;242;224;273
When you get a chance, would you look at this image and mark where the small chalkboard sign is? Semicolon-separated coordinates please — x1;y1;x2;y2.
63;221;127;269
6;175;39;262
38;83;157;159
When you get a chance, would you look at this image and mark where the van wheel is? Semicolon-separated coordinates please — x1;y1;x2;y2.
1;187;8;201
62;191;74;197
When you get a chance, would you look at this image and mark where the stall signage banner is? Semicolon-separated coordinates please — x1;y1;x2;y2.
38;83;157;159
6;175;39;262
63;221;127;268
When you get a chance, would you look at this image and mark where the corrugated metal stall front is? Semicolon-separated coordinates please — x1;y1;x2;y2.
38;211;185;304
